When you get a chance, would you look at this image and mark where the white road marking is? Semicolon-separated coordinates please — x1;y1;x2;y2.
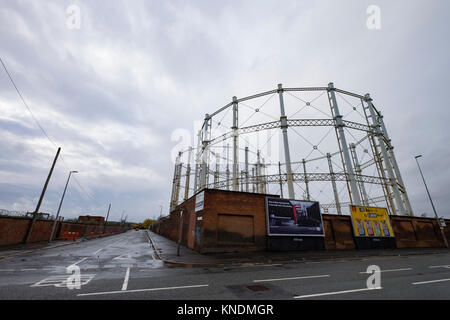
113;254;131;260
31;274;95;287
70;257;88;266
359;268;412;274
253;274;330;283
122;267;130;291
21;268;37;271
429;265;450;269
294;287;382;299
93;249;103;255
0;269;14;272
77;284;209;297
83;265;99;270
241;263;283;268
412;278;450;285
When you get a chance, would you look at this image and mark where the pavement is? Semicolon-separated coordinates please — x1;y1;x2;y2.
147;230;450;267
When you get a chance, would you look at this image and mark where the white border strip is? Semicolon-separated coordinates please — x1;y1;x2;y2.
412;278;450;285
294;287;382;299
359;268;412;274
254;274;330;283
77;284;209;297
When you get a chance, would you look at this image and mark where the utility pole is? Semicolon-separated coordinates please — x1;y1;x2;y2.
48;170;77;242
25;147;61;244
105;203;111;223
415;155;448;248
177;209;184;256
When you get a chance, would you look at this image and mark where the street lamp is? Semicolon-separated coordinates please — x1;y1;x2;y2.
48;170;78;243
414;155;448;248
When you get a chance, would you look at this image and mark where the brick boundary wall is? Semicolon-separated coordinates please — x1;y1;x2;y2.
0;216;130;247
151;189;450;253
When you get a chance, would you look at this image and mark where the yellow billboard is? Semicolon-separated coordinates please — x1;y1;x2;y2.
350;205;394;237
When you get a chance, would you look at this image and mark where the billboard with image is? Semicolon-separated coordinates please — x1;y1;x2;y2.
265;197;325;236
350;205;394;237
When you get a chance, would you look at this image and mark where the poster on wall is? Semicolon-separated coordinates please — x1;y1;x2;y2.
265;197;325;236
195;191;204;212
350;205;394;237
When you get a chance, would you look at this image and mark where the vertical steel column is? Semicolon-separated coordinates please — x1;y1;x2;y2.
214;153;219;189
278;162;284;198
328;82;361;205
302;159;310;201
193;131;202;192
252;167;256;193
378;113;413;216
206;117;212;186
327;153;342;215
262;158;267;194
225;143;230;190
245;147;249;192
256;150;261;193
174;151;183;207
170;152;182;212
232;96;239;191
349;143;369;206
184;147;192;201
200;114;210;190
365;94;406;215
361;99;395;215
278;84;295;199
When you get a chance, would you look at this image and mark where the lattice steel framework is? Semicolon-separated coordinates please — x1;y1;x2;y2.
169;83;413;217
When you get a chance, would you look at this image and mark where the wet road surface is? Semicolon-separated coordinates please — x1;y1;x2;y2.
0;230;449;300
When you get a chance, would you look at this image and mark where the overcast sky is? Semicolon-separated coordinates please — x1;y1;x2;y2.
0;0;449;222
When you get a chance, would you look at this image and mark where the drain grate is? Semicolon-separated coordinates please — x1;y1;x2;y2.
247;285;269;292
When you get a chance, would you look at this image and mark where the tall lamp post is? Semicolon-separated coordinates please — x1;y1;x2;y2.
48;170;78;243
414;155;448;248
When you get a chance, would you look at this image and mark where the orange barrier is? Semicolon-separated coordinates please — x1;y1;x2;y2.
99;232;103;238
89;232;94;239
61;231;79;241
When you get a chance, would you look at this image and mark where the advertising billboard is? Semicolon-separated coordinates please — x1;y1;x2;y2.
265;197;325;236
350;205;394;237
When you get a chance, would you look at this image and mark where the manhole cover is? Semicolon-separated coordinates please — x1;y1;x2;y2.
247;285;269;292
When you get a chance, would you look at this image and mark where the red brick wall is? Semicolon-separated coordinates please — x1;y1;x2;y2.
390;215;448;248
152;189;450;253
198;189;270;253
0;217;30;246
322;214;356;250
0;216;130;247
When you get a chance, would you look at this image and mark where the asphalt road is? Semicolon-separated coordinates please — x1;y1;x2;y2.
0;230;449;300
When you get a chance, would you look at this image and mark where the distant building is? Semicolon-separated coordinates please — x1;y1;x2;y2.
78;215;105;223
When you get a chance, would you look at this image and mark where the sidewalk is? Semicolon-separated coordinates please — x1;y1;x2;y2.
147;231;450;268
147;231;217;267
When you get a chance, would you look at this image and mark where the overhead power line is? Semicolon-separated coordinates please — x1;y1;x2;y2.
0;56;107;214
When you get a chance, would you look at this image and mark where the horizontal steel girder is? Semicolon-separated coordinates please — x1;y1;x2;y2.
205;172;388;189
208;119;374;147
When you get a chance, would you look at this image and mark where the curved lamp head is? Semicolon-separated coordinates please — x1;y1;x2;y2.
414;155;422;159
